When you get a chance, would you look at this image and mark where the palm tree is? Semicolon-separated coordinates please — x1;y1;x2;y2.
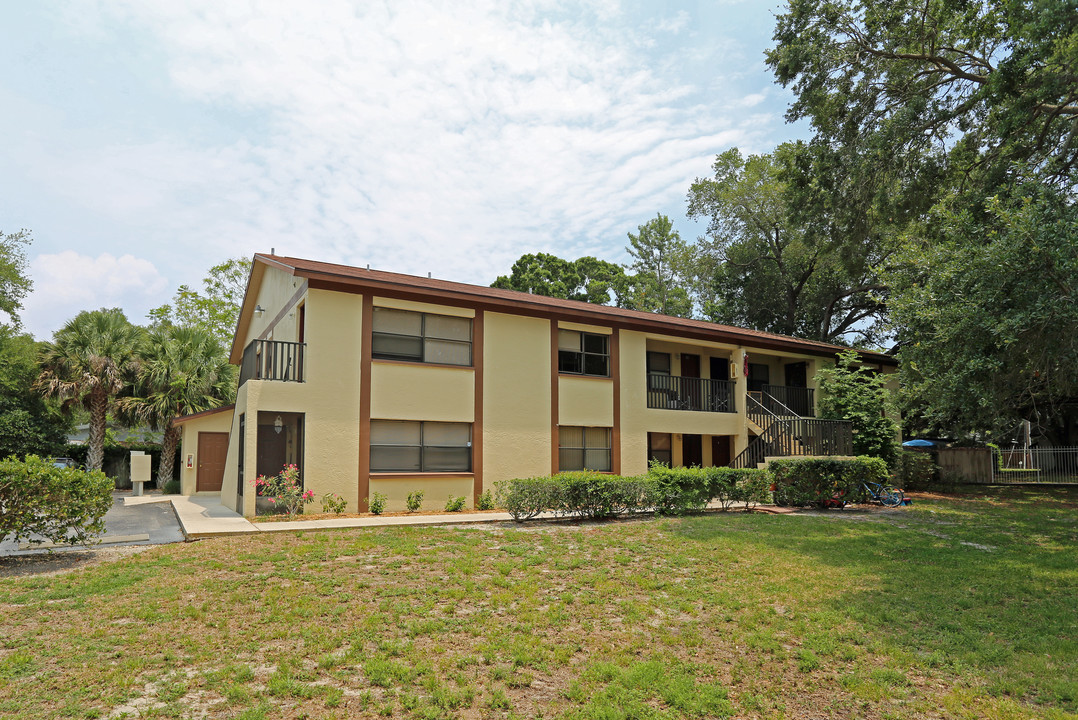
117;325;236;486
37;309;143;472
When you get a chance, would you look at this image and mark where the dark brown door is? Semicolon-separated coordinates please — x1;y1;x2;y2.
196;432;229;492
257;425;288;478
711;436;732;467
785;362;807;387
682;434;703;467
680;354;700;377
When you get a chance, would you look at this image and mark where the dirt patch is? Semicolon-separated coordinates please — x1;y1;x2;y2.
0;545;153;579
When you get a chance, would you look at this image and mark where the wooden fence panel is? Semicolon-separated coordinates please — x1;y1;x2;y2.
936;447;993;484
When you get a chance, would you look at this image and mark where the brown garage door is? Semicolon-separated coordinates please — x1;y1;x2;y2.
197;432;229;492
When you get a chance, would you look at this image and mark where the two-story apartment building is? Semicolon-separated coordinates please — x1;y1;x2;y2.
174;253;897;516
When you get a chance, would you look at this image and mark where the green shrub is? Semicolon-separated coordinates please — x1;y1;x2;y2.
769;456;887;508
893;450;936;491
549;471;656;519
445;495;466;512
647;464;770;513
495;476;560;521
476;489;495;511
405;490;425;513
321;493;347;514
369;492;387;515
162;479;181;495
647;464;711;515
0;455;113;546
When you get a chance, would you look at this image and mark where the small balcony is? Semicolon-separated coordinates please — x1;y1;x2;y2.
647;374;736;413
239;339;306;387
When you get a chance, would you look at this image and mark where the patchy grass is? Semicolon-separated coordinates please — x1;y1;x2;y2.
0;487;1075;719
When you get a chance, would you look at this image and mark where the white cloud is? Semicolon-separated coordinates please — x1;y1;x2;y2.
32;0;782;294
24;251;168;338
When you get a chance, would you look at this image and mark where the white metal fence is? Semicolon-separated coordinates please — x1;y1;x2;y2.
992;447;1078;484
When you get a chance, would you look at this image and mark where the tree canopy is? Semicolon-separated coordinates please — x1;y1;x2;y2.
149;257;251;347
768;0;1078;194
624;214;693;318
686;144;890;344
0;328;70;458
491;253;629;305
768;0;1078;438
0;229;33;328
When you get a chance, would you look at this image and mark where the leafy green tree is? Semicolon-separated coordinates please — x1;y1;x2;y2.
36;309;144;472
149;257;251;347
889;185;1078;440
492;253;632;306
0;229;33;328
687;145;891;344
767;0;1078;195
116;325;236;486
816;349;899;465
625;214;693;318
0;328;70;457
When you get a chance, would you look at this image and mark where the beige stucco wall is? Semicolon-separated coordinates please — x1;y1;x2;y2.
220;279;365;516
177;409;235;495
368;476;475;513
559;376;613;427
374;297;474;318
483;312;551;487
370;363;474;422
241;267;305;348
619;330;650;476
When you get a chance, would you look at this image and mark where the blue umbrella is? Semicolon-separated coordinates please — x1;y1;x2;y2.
902;439;936;447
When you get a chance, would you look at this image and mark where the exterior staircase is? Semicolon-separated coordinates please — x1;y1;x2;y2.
730;392;853;469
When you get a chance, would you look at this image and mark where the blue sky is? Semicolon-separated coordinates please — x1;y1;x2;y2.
1;0;807;339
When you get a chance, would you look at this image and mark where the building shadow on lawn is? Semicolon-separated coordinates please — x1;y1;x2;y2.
668;491;1078;712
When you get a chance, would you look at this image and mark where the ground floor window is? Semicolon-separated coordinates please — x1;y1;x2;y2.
370;420;472;472
648;432;672;467
559;426;612;472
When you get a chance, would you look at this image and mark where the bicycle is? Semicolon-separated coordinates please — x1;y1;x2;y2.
862;480;906;507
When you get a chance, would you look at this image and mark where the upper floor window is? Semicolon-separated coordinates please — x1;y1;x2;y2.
558;330;609;377
372;308;472;366
370;420;472;472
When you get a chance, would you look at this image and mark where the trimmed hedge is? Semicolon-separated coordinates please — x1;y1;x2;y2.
769;456;888;508
495;466;770;521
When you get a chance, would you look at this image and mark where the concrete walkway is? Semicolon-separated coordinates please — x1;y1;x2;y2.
124;494;554;539
125;494;779;540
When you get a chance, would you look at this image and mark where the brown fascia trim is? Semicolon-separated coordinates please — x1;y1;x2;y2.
251;254;896;366
173;404;236;426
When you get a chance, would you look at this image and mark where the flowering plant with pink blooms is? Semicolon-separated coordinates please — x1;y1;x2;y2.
253;464;314;515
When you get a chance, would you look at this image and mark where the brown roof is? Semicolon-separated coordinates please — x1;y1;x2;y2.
249;253;897;365
173;404;236;426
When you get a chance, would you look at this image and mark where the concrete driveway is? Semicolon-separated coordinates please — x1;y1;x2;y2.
0;494;185;557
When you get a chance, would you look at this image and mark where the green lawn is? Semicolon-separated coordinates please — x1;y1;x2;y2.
0;487;1075;719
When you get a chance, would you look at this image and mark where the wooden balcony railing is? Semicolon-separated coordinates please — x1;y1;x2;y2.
757;384;815;417
646;374;736;413
731;417;853;469
239;339;306;386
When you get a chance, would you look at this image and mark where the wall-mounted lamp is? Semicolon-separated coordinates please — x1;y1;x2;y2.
274;415;283;434
254;305;265;317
